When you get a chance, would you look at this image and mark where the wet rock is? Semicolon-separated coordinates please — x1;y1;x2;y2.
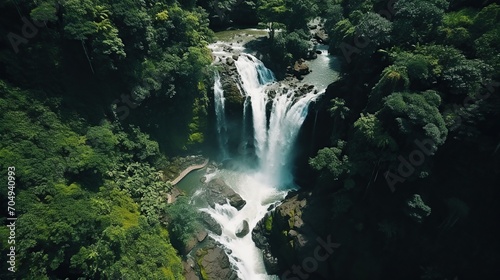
184;228;208;254
236;220;249;238
251;212;281;275
196;240;240;280
293;59;310;77
268;89;277;99
315;28;329;44
206;178;246;210
226;57;234;66
220;73;244;110
183;259;200;280
262;248;279;274
200;212;223;235
232;54;239;61
308;52;318;59
197;230;208;242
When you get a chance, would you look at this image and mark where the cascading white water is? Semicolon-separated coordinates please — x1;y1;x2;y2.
235;54;275;162
200;171;287;280
241;96;250;157
235;54;317;184
262;87;319;185
206;53;318;280
214;71;229;159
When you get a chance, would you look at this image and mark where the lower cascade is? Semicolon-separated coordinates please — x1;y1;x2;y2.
203;52;320;279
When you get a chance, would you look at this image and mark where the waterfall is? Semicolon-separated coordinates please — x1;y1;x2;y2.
262;87;318;185
240;96;250;157
207;53;318;280
234;54;275;162
214;71;229;159
235;54;317;184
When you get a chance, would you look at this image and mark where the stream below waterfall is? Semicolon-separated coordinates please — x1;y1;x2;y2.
177;35;339;280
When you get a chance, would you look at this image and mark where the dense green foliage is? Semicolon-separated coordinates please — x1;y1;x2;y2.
1;0;214;154
0;82;183;279
0;0;217;278
165;196;202;251
241;0;319;71
306;0;500;278
1;0;499;279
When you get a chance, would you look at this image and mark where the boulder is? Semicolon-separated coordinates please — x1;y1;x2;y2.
236;220;249;238
197;230;208;242
314;28;329;44
293;59;310;76
183;259;200;280
220;74;244;111
226;57;234;66
262;248;280;274
200;212;222;235
206;178;246;210
251;212;279;274
252;191;339;278
196;241;239;280
183;229;208;254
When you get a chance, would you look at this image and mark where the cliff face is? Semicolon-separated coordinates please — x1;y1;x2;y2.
252;189;344;280
254;72;500;279
251;80;382;279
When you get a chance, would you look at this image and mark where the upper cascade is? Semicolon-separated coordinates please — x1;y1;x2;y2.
216;51;319;185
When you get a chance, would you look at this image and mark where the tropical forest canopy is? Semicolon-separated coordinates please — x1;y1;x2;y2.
0;0;499;279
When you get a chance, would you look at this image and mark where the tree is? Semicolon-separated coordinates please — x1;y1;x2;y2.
283;0;319;30
441;59;492;95
404;194;432;223
165;197;201;250
392;51;437;90
354;113;395;150
393;0;448;45
309;140;350;180
257;0;287;41
470;3;500;37
474;26;500;76
353;12;393;59
381;90;448;153
438;8;475;47
369;65;410;112
324;3;344;34
30;1;59;22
